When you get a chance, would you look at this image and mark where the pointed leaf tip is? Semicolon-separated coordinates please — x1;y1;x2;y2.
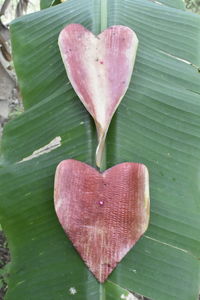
58;24;138;167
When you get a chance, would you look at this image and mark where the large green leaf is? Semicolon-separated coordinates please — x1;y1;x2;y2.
0;0;200;299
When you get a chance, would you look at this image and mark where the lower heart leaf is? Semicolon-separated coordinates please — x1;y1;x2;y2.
54;159;150;282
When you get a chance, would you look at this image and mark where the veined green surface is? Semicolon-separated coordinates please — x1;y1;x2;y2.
0;0;200;299
156;0;185;9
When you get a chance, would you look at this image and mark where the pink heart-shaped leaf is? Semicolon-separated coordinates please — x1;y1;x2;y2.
58;24;138;167
54;159;150;282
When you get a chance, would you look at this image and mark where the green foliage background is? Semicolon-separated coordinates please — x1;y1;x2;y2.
185;0;200;13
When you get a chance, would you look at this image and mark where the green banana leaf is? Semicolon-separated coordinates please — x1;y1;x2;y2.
0;0;200;299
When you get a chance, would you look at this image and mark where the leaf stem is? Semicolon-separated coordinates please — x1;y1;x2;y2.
99;0;107;171
99;144;106;172
101;0;107;32
99;283;106;300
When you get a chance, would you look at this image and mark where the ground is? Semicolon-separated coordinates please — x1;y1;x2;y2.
0;232;10;299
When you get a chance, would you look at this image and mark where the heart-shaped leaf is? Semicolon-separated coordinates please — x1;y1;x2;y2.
58;24;138;167
54;159;150;282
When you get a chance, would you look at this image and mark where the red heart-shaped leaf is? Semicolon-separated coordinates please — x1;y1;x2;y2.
54;159;150;282
58;24;138;167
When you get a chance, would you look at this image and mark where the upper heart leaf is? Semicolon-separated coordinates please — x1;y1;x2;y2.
58;24;138;167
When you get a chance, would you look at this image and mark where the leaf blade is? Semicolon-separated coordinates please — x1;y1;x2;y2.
0;1;200;299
